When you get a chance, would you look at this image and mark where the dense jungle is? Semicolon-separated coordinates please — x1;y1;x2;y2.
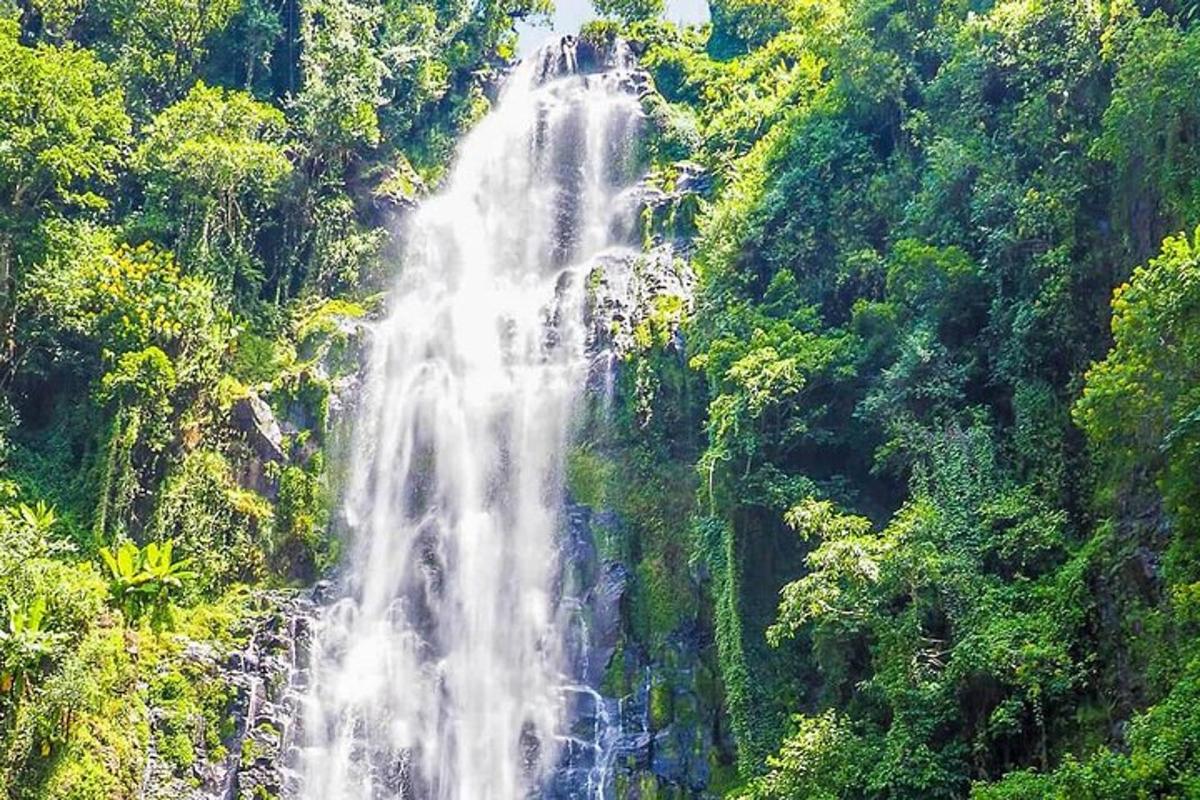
3;0;1200;797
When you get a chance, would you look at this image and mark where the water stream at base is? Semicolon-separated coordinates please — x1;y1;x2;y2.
295;39;646;800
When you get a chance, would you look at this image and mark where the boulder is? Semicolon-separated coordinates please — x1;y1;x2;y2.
231;393;286;464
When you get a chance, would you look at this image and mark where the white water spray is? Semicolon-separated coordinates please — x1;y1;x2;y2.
296;40;644;800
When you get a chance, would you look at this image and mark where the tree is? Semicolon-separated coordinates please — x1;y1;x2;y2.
20;235;225;384
134;82;292;298
592;0;665;25
18;236;228;540
104;0;243;110
1076;226;1200;541
766;429;1079;796
0;18;129;346
1098;11;1200;248
293;0;387;166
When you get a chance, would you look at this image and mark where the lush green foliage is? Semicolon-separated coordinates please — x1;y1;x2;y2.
0;0;536;790
607;0;1200;795
99;539;195;627
133;82;292;296
7;0;1200;792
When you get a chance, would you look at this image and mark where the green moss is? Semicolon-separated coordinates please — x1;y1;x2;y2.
293;297;368;379
152;671;198;769
694;660;722;714
566;446;615;509
150;449;272;593
240;735;260;767
374;153;424;205
706;756;745;796
649;678;673;731
632;556;691;647
645;96;702;166
637;773;661;799
599;447;698;654
148;657;238;774
175;590;256;649
632;294;687;352
602;639;630;697
276;372;332;435
272;462;335;581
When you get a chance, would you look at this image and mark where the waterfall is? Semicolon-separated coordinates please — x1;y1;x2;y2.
295;38;645;800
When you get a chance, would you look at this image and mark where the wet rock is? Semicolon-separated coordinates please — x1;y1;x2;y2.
231;393;286;464
674;162;710;195
589;562;629;686
140;592;316;800
585;244;695;359
579;157;705;366
311;579;335;604
531;34;641;83
546;495;726;799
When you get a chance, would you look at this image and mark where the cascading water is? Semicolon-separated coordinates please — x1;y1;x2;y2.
295;39;646;800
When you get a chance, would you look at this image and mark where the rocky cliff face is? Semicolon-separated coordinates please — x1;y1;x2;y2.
543;85;732;796
139;593;314;800
139;308;367;800
546;500;731;800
